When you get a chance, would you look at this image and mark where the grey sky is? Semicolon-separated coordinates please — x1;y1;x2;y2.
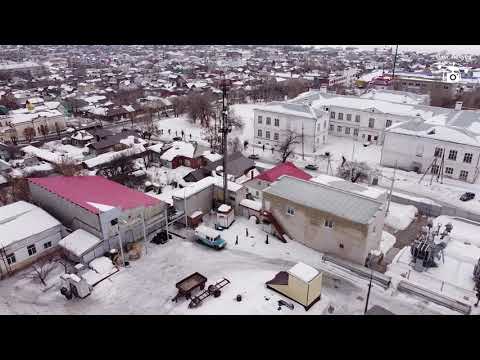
313;45;480;56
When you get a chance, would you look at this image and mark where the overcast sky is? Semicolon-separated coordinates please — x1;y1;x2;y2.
314;45;480;56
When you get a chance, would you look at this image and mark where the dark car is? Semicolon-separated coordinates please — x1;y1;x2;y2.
460;192;475;201
305;164;318;171
248;154;260;160
172;136;182;141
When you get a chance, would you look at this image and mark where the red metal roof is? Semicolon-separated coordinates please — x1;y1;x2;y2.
255;162;312;183
28;176;161;214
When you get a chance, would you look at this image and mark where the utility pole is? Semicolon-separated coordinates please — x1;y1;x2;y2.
392;45;399;80
301;121;305;160
221;76;229;205
364;266;373;314
386;161;397;215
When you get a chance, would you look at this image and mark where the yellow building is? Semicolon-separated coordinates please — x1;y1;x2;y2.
266;262;322;311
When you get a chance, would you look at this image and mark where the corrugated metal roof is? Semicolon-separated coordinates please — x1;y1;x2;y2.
263;176;383;225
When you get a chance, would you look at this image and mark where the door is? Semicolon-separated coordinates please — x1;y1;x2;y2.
367;135;371;141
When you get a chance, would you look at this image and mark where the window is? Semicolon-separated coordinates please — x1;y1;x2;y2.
415;83;420;87
434;147;443;158
408;82;414;86
274;133;279;141
329;124;334;131
287;207;295;216
402;82;406;85
353;128;359;136
324;219;334;228
338;112;344;120
368;118;375;128
258;116;262;124
445;167;454;175
346;114;352;121
444;86;449;90
330;111;336;119
229;195;236;202
345;127;350;135
274;118;279;127
339;244;344;249
265;131;270;139
43;241;52;249
431;165;439;174
374;136;378;141
460;170;469;181
448;150;457;161
337;126;342;132
464;153;473;163
27;244;37;257
386;119;392;128
6;253;16;265
355;115;360;123
266;117;271;125
257;129;262;137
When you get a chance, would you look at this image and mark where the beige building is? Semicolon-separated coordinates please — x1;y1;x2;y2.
266;262;323;311
262;176;385;265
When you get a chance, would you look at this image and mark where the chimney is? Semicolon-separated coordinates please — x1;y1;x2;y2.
455;101;463;111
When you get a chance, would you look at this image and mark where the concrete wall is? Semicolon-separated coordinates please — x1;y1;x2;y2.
307;273;323;306
263;192;374;265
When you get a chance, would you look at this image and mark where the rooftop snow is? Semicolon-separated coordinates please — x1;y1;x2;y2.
310;174;386;201
28;176;162;214
160;141;195;161
0;201;61;248
288;262;319;282
58;229;102;257
240;198;262;211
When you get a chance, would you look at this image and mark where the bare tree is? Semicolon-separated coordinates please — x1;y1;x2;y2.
186;93;214;127
10;176;31;202
337;161;372;183
23;127;36;142
54;122;61;136
25;256;57;286
170;96;188;117
54;158;81;176
278;130;300;163
228;108;244;130
39;124;49;140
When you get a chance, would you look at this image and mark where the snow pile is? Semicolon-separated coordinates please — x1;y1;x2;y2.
59;229;102;257
372;231;397;256
385;202;418;231
218;204;231;212
89;257;115;274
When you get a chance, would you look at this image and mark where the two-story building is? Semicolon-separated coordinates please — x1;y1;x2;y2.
381;116;480;183
262;175;385;265
253;102;329;153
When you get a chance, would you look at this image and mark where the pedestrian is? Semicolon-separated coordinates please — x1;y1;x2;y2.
175;130;178;136
235;235;238;245
271;147;274;154
265;234;269;244
246;228;249;237
262;144;265;152
168;129;171;135
189;134;192;139
181;130;184;138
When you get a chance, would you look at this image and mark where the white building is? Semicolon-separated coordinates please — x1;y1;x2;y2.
0;201;63;278
253;102;329;153
381;117;480;183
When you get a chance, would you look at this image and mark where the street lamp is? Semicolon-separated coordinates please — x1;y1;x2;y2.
364;256;374;315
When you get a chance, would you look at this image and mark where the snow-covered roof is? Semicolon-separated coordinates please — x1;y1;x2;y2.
148;142;164;153
0;61;41;70
160;141;195;161
217;204;232;213
254;102;317;119
83;144;146;169
59;229;102;257
21;145;65;164
195;224;220;239
310;174;386;201
0;201;61;248
288;262;319;283
89;256;115;274
71;130;93;141
202;150;222;162
83;95;106;104
240;198;262;211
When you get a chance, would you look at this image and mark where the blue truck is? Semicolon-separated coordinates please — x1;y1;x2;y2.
194;225;226;250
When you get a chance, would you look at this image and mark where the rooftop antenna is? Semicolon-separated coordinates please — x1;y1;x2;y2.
392;45;399;80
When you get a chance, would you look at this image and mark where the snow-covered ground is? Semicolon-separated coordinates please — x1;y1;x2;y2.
433;215;480;248
0;214;452;315
385;202;418;232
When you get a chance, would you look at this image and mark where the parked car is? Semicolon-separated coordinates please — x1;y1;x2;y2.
305;164;318;170
194;225;226;250
248;154;259;160
460;192;475;201
172;136;182;141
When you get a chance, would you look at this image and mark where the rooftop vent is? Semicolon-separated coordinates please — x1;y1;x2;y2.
427;129;436;135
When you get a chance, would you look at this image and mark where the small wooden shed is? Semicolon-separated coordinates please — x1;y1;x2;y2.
266;262;322;311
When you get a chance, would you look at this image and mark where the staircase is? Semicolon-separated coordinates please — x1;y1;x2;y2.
261;210;288;243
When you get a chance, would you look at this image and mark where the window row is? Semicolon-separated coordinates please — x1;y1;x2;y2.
5;242;52;265
257;130;279;140
287;207;335;228
331;112;360;123
432;166;469;180
257;116;280;127
434;147;473;163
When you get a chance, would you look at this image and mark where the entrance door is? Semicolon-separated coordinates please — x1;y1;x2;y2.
367;135;372;141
